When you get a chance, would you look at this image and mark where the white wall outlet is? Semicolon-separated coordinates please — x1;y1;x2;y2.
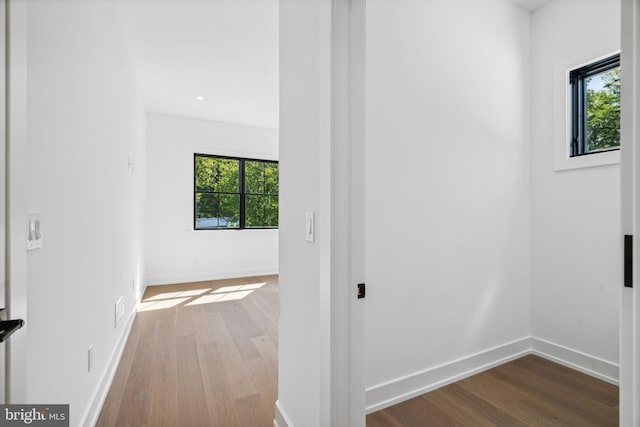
26;211;43;250
88;345;94;372
131;278;135;291
305;212;315;242
115;296;124;328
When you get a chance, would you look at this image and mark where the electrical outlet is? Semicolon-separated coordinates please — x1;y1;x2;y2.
115;296;124;328
131;278;135;291
88;345;94;372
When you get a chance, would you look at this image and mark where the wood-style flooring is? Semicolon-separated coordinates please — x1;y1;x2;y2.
96;275;279;427
367;354;619;427
97;275;618;427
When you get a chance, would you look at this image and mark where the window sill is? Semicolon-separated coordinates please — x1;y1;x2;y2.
192;228;279;233
554;150;620;171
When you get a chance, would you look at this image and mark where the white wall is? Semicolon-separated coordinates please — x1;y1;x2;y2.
144;112;278;286
365;0;532;409
25;1;145;425
277;0;331;425
530;0;620;366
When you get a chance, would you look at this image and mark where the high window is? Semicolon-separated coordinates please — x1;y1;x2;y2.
194;154;279;230
570;54;620;157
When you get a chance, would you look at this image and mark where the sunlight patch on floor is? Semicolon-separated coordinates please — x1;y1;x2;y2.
139;282;268;310
138;297;191;312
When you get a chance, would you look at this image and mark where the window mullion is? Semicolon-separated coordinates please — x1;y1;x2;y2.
579;77;586;155
239;159;246;229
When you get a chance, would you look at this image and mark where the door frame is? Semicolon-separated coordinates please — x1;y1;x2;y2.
323;0;366;425
620;0;640;424
5;0;28;404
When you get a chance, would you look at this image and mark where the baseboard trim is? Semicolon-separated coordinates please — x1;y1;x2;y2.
530;336;619;385
365;337;531;414
145;268;279;286
274;400;293;427
80;309;137;427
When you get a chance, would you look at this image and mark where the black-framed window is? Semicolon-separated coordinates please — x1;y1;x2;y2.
570;53;620;157
194;154;278;230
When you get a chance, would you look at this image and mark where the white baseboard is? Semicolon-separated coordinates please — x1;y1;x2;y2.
274;400;293;427
366;337;531;414
80;309;137;427
530;336;619;385
145;267;279;286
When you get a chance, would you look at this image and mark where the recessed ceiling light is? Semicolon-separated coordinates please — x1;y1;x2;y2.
196;95;205;101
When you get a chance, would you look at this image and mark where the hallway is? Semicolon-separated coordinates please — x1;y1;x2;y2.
96;275;279;427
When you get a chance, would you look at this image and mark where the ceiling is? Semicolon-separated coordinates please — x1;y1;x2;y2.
116;0;549;130
116;0;279;129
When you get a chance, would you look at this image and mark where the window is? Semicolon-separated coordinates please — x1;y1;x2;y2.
569;53;620;157
194;154;278;230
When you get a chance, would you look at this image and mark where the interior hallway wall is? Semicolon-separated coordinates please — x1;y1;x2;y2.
365;0;532;410
25;1;145;425
144;112;279;286
530;0;621;368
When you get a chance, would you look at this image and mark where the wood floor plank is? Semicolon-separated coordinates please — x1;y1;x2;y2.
176;335;211;426
383;391;469;427
366;411;406;427
113;311;160;427
97;276;279;427
175;303;196;337
516;355;619;408
491;359;618;426
234;393;273;427
241;295;278;344
459;369;592;426
423;386;511;427
197;342;241;427
368;355;619;427
218;302;262;360
252;335;278;379
147;308;178;427
95;312;147;427
245;357;278;414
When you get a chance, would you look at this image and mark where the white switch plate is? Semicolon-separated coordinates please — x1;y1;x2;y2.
88;345;94;372
26;211;43;250
305;212;315;242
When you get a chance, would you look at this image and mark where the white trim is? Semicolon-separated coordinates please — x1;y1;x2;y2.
530;336;619;385
145;268;279;287
365;337;531;414
620;1;639;423
553;50;621;171
274;400;293;427
80;309;137;427
191;146;278;163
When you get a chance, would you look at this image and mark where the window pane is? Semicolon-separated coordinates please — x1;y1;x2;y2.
246;195;279;228
195;193;240;229
586;68;620;153
245;160;278;194
195;156;239;193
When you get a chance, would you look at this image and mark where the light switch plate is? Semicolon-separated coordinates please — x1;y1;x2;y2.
26;211;43;250
305;212;315;242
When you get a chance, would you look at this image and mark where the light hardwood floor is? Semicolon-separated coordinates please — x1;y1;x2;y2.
96;275;279;427
98;277;618;427
367;354;619;427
